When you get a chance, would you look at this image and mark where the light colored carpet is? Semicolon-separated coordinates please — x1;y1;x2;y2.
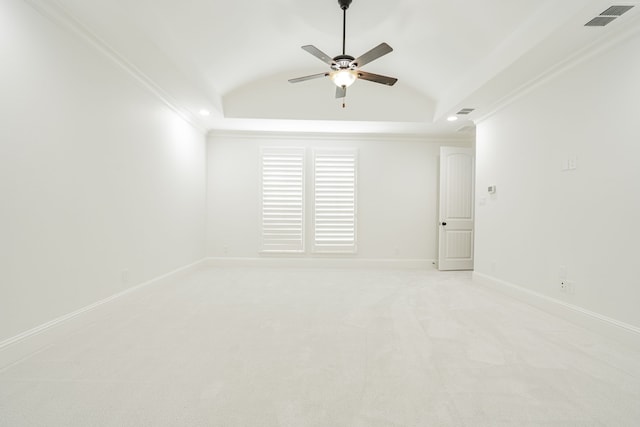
1;267;639;426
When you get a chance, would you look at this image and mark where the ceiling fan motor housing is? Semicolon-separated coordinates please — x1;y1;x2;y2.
338;0;352;10
332;54;356;70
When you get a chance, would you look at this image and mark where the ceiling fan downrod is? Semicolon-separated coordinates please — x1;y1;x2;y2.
339;0;352;55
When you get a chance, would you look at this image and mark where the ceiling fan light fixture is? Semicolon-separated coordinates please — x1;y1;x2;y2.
330;69;357;87
289;0;397;99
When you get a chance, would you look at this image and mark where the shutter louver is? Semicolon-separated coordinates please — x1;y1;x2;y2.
313;150;357;253
261;148;305;253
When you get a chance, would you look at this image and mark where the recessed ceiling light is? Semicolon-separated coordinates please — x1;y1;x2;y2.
447;116;458;122
199;109;211;116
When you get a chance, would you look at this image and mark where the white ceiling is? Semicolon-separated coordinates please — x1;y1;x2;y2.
36;0;640;135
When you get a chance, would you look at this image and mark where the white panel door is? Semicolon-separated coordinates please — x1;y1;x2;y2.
438;147;474;270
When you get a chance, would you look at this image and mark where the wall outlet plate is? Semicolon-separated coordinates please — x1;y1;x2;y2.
560;280;575;294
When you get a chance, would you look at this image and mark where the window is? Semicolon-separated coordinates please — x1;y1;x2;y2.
313;149;357;253
260;148;305;253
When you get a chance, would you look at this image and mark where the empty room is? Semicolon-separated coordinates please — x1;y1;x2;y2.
1;0;640;425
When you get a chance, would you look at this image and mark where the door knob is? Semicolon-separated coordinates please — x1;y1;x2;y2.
441;222;447;226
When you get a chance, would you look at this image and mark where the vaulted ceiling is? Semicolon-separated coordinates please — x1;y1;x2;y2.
33;0;640;135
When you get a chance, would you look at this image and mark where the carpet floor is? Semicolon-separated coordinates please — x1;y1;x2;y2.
1;267;639;426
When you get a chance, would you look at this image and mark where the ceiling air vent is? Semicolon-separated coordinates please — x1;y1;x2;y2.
600;5;634;16
585;16;617;26
585;5;634;26
456;108;475;115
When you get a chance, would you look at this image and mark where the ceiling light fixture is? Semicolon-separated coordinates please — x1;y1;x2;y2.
447;116;458;122
288;0;397;105
330;69;357;88
199;109;210;116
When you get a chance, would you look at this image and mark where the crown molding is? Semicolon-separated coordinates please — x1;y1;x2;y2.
475;14;640;125
23;0;207;135
207;128;474;144
207;118;475;142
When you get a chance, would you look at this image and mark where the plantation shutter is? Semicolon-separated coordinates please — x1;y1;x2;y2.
313;149;357;253
260;148;305;253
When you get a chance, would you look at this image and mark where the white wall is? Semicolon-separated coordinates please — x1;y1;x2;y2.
475;30;640;328
0;0;206;342
207;132;472;260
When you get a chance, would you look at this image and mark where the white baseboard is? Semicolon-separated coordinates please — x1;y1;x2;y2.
473;271;640;351
205;257;435;270
0;258;207;368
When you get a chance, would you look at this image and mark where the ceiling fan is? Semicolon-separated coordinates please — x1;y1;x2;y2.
288;0;398;104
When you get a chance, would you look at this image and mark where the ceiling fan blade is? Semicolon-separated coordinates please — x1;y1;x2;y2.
288;72;329;83
335;85;346;98
301;45;335;66
351;43;393;68
357;71;398;86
